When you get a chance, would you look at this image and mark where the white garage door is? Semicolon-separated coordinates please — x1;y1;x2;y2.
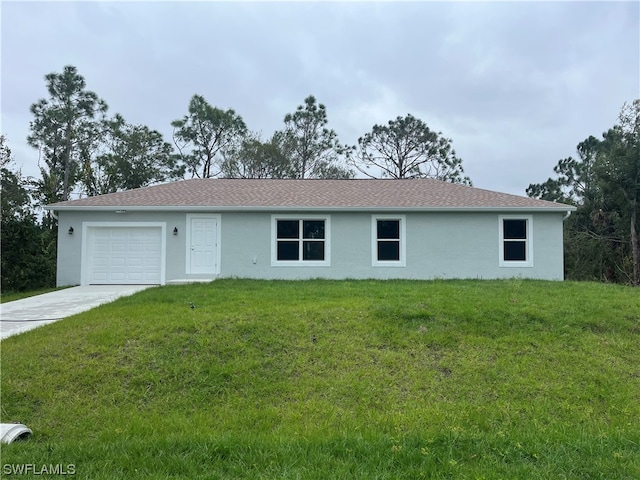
86;227;163;284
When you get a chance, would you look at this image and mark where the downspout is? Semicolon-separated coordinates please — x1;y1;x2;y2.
561;210;573;281
0;423;32;443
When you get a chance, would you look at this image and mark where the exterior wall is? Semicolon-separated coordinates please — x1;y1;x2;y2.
219;211;565;280
56;211;191;286
56;209;566;286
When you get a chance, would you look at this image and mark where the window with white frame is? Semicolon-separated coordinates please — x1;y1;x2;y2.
272;216;330;266
499;216;533;267
372;215;406;266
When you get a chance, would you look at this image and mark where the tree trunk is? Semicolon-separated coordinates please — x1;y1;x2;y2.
62;123;73;201
631;201;639;286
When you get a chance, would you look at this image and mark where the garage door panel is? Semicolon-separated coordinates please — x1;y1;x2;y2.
92;272;108;282
93;241;109;252
128;243;143;253
128;257;143;267
111;257;126;267
86;226;163;285
93;257;108;266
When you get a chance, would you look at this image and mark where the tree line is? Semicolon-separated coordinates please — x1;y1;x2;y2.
1;65;469;291
27;65;470;206
1;65;637;289
527;99;640;286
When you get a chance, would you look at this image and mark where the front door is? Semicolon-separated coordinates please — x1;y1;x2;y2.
188;216;218;274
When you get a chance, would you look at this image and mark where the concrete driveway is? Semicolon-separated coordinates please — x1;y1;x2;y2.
0;285;153;340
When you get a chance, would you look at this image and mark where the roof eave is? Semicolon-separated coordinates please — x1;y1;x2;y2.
45;205;577;213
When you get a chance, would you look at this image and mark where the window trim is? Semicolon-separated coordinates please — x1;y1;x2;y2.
499;215;533;267
271;215;331;267
371;215;406;267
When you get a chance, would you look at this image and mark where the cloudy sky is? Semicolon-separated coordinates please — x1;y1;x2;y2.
1;1;638;196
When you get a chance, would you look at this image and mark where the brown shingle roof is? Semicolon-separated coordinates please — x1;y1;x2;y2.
45;178;574;211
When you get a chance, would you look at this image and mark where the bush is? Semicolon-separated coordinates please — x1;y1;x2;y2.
1;218;56;292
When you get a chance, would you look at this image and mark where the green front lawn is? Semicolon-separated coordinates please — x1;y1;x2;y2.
1;279;639;479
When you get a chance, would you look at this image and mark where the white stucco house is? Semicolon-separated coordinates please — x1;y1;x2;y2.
44;178;575;286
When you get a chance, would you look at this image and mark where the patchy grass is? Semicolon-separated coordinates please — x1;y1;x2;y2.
0;286;72;304
1;279;639;479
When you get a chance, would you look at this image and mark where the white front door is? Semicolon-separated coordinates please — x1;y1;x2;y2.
188;216;219;274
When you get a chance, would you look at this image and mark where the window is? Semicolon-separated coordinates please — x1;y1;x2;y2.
372;215;406;266
499;216;533;267
272;216;330;266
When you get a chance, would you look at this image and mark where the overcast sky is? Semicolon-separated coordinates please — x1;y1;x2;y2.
2;1;638;196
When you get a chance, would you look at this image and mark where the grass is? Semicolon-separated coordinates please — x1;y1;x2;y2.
1;279;639;479
0;286;72;303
